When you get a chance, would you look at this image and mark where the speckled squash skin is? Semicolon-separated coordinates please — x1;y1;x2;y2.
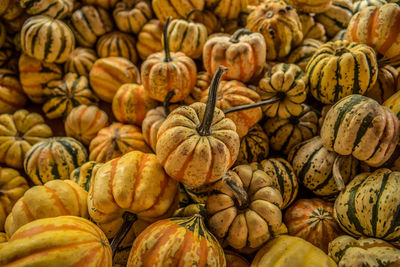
285;0;333;13
206;0;248;20
224;250;250;267
353;0;387;13
113;0;153;34
19;0;73;19
287;38;324;70
0;69;26;114
82;0;118;9
152;0;204;23
136;19;163;60
364;65;399;104
69;161;103;192
236;124;269;165
184;71;212;105
64;47;98;77
299;14;327;42
96;31;138;63
384;89;400;120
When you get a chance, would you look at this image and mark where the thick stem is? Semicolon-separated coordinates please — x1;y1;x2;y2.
186;9;204;22
197;66;227;136
230;29;253;43
163;90;176;116
333;156;346;192
111;212;137;257
225;178;249;210
223;96;280;114
163;17;172;62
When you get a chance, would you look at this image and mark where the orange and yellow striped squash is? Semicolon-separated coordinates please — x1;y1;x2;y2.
184;71;212;105
0;69;26;114
70;161;103;192
136;19;164;60
152;0;204;23
364;65;398;104
113;0;153;34
142;106;167;152
299;14;327;42
64;47;98;77
384;89;400;120
285;0;333;13
96;31;138;64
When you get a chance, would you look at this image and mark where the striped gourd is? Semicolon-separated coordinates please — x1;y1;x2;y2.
152;0;205;23
142;106;166;152
24;137;88;185
184;71;211;105
0;69;26;114
4;180;88;237
0;216;112;267
82;0;118;9
224;250;250;267
384;89;400;120
19;0;73;19
70;161;103;191
334;168;400;246
236;124;269;165
206;0;246;20
353;0;388;13
298;14;326;42
264;104;319;155
136;19;163;60
127;215;225;267
330;29;347;41
182;183;212;204
285;0;333;13
250;158;298;209
113;1;153;34
306;40;378;104
18;53;63;104
96;31;138;63
64;47;98;77
364;65;398;104
20;15;75;63
199;10;221;35
0;0;24;22
0;49;15;71
287;38;324;70
173;203;206;218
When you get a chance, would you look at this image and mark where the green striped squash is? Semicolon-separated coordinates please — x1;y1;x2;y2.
19;0;73;19
287;38;324;70
20;15;75;63
334;168;400;247
383;90;400;120
69;161;103;191
24;137;88;185
64;47;98;77
96;31;138;64
113;1;153;34
364;65;398;104
236;124;269;165
353;0;388;13
330;29;347;41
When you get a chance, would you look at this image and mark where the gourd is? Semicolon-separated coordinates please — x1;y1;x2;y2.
70;161;102;192
96;31;138;63
353;0;387;13
383;89;400;120
82;0;117;9
284;0;333;13
184;71;212;105
287;38;324;70
136;19;163;61
64;47;98;77
152;0;204;23
224;250;250;267
236;124;270;165
205;0;248;20
299;14;327;42
365;65;398;104
113;0;153;34
19;0;73;19
0;69;26;114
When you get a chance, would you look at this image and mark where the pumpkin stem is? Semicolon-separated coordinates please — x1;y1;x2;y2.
224;96;280;114
164;90;176;116
230;29;253;43
224;176;249;210
163;17;172;63
333;156;346;192
186;9;204;22
110;212;137;257
197;66;227;136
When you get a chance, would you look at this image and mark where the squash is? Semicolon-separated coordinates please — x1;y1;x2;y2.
0;69;26;114
334;168;400;247
1;9;28;35
306;40;378;104
203;29;266;83
246;0;303;60
173;203;206;217
298;14;327;42
257;63;307;119
0;22;4;48
65;105;109;146
70;161;102;192
330;29;347;41
251;235;338;267
264;104;319;155
285;0;333;13
195;9;221;35
0;167;29;232
96;31;138;63
364;65;399;104
89;56;140;103
284;198;343;253
182;183;213;204
346;3;400;65
207;164;283;249
69;5;114;48
152;0;204;23
20;15;75;63
353;0;388;13
127;215;225;267
205;0;247;20
320;94;399;167
0;216;112;267
287;38;324;71
82;0;117;9
0;0;24;24
64;47;98;77
0;49;18;72
156;67;240;188
236;124;270;165
19;0;73;19
136;19;163;60
43;73;99;119
4;179;88;237
0;109;53;169
224;250;250;267
383;89;400;120
184;71;212;105
112;83;158;126
89;122;152;163
24;137;88;185
113;0;153;34
18;53;63;104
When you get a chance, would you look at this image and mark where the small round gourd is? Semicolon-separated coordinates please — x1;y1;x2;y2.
152;0;205;23
285;0;333;13
364;65;398;104
206;0;247;20
236;124;269;165
70;161;103;192
298;14;327;42
287;38;324;70
136;19;163;60
113;0;153;34
96;31;138;63
19;0;74;19
184;71;212;105
0;69;26;114
383;89;400;120
353;0;387;13
64;47;98;77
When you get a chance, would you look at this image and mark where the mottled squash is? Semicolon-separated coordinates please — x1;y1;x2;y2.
96;31;138;63
64;47;98;77
113;0;153;34
184;71;212;105
152;0;204;23
353;0;387;13
236;124;269;165
70;161;102;192
136;19;163;60
287;38;324;70
364;65;398;104
0;69;26;114
19;0;73;19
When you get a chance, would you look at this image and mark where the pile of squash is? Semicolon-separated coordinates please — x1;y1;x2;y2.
1;0;400;266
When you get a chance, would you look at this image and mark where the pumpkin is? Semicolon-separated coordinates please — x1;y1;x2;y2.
24;137;88;185
203;29;266;83
96;31;138;63
328;235;400;266
251;235;338;267
64;47;98;77
383;89;400;120
173;203;207;217
320;94;399;167
89;56;140;103
306;40;378;104
152;0;204;23
19;0;73;19
250;158;298;209
18;53;63;104
285;0;333;13
299;14;327;42
0;69;26;114
207;164;283;249
0;0;24;29
20;15;75;63
141;18;197;102
182;183;213;204
284;198;343;253
89;122;152;163
184;71;212;105
0;109;53;169
0;49;17;72
330;29;347;41
353;0;388;13
257;63;307;119
194;9;221;34
206;0;248;20
224;250;251;267
0;167;28;232
236;124;270;165
113;0;153;34
112;83;158;126
156;67;240;188
70;161;102;192
0;216;112;267
264;104;319;155
287;38;324;70
65;105;109;146
142;107;167;152
69;5;114;48
246;0;303;60
88;150;179;238
346;3;400;65
127;215;225;267
136;19;163;60
4;179;88;237
2;11;28;35
364;65;399;104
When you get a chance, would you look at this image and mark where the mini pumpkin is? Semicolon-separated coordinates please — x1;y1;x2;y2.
236;124;270;165
0;69;26;114
353;0;387;13
298;14;327;41
64;47;98;77
70;161;103;192
113;0;153;34
96;31;138;63
364;65;399;104
19;0;73;19
82;0;117;9
184;71;212;105
287;38;324;70
224;250;250;267
152;0;205;23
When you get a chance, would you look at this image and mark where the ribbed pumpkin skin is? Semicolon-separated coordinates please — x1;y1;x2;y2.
113;1;153;34
70;161;102;192
88;151;179;238
112;83;158;126
287;38;324;70
236;124;269;165
246;1;303;60
225;250;250;267
197;10;221;34
365;65;398;104
306;41;378;104
4;180;88;237
206;0;247;20
0;168;29;232
136;19;163;60
0;216;112;267
20;16;75;63
152;0;204;23
89;57;140;103
299;14;327;42
19;0;73;19
0;109;53;169
96;31;138;63
334;168;400;247
65;105;109;146
383;89;400;120
284;198;343;253
69;5;114;48
82;0;117;9
285;0;332;13
0;69;26;114
347;3;400;65
184;71;212;105
24;137;88;185
64;47;98;77
0;0;24;22
18;53;63;104
127;215;225;267
251;235;338;267
321;94;399;167
142;106;166;152
330;29;347;41
353;0;387;13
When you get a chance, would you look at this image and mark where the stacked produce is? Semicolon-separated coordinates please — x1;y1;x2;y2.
1;0;400;266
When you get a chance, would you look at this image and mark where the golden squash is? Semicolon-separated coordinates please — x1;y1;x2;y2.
364;65;399;104
19;0;73;19
96;31;138;64
287;38;324;70
285;0;332;13
236;124;270;165
206;0;248;20
70;161;102;192
136;19;163;60
82;0;117;9
64;47;98;77
152;0;204;23
184;71;212;105
225;250;250;267
113;0;153;34
0;69;26;114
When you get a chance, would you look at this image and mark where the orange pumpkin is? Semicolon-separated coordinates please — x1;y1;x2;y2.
96;31;138;64
152;0;205;23
184;71;212;105
0;69;26;114
364;65;399;104
136;19;164;60
64;47;98;77
113;0;153;34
